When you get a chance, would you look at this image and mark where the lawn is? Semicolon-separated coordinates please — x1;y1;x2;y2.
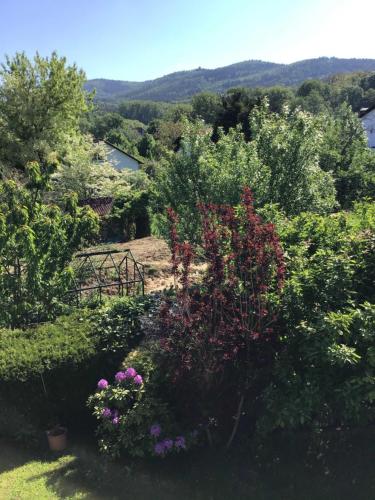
1;427;374;500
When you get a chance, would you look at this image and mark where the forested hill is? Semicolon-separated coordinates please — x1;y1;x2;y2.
86;57;375;102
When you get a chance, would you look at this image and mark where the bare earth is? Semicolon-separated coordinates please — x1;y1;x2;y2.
85;236;205;293
85;236;174;292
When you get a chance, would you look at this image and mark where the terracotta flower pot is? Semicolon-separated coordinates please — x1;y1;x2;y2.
46;426;67;451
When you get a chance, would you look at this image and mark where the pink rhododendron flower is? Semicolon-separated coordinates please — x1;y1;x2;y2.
150;424;161;437
102;407;112;418
97;379;108;390
124;367;137;378
175;436;186;449
163;438;174;450
115;371;126;382
154;442;165;455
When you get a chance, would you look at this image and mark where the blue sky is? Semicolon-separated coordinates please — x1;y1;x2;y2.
0;0;374;81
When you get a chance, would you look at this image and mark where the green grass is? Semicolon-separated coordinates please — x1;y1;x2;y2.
1;428;374;500
0;445;91;499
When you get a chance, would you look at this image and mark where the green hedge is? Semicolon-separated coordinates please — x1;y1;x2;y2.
0;296;151;441
0;311;95;381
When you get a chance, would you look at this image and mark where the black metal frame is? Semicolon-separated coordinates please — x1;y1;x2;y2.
68;249;145;304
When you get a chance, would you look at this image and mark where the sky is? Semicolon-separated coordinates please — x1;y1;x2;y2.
0;0;374;81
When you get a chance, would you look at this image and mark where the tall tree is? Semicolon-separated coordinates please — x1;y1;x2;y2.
0;52;92;173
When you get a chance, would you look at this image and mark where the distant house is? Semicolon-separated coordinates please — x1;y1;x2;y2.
359;105;375;149
97;140;143;171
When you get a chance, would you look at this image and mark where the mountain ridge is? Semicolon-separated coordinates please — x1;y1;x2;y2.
85;57;375;102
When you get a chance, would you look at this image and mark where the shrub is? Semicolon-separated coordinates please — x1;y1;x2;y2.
0;162;99;328
92;295;153;367
0;310;98;435
89;343;197;458
104;190;150;241
152;103;337;242
277;202;375;326
258;303;375;433
256;203;375;434
160;188;285;446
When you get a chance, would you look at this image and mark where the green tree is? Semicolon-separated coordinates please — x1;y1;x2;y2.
320;104;375;207
0;162;99;327
192;91;222;124
0;52;92;173
250;100;337;214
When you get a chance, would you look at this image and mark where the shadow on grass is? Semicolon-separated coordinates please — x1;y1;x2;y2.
2;426;375;500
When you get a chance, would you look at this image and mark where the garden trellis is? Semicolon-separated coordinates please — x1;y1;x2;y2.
68;249;145;304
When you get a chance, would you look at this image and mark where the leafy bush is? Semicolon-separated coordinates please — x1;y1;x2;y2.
89;343;196;458
152;103;337;241
257;202;375;434
104;190;150;241
0;311;94;381
92;295;153;367
258;303;375;433
0;162;99;328
159;188;285;446
277;202;375;325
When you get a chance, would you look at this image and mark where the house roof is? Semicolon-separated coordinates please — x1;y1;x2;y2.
359;104;375;118
80;197;114;217
103;140;144;164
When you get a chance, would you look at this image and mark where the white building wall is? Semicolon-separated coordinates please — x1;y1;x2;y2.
361;109;375;148
103;143;140;171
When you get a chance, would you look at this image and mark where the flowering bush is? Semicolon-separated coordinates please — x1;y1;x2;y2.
89;347;197;458
149;423;198;457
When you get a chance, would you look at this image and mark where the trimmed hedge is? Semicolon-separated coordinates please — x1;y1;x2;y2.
0;311;95;381
0;296;151;441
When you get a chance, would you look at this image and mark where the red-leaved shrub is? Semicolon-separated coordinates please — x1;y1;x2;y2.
161;188;285;445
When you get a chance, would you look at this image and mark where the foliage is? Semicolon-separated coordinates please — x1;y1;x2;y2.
319;104;375;207
0;311;94;381
0;295;151;438
257;203;375;433
192;92;222;124
92;295;153;365
277;202;375;321
82;110;145;155
0;162;99;327
104;190;150;241
152;104;337;241
118;100;172;123
89;346;187;458
160;188;285;445
152;120;269;241
259;303;375;433
0;310;98;434
250;100;337;215
0;51;92;173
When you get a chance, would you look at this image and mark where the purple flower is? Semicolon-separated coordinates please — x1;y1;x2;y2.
154;442;165;456
112;410;119;425
124;367;137;379
133;374;143;385
163;438;174;450
97;379;109;390
115;371;126;383
150;424;161;437
174;436;186;449
102;407;112;418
